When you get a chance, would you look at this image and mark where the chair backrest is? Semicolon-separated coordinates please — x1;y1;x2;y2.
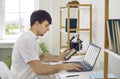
0;61;11;79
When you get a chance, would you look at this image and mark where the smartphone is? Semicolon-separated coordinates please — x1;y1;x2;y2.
64;48;77;60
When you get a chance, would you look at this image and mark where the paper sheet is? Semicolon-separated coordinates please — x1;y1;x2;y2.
57;72;90;79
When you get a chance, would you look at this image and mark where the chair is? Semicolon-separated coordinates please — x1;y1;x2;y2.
0;61;11;79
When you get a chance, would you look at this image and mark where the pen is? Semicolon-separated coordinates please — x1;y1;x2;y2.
66;74;79;77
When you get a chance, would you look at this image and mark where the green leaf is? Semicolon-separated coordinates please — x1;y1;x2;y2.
5;55;11;69
39;42;49;54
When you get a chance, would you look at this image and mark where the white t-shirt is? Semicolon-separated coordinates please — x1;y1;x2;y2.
10;30;42;79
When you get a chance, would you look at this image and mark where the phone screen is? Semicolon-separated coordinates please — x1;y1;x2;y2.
64;49;76;60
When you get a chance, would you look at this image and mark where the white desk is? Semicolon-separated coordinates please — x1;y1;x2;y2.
37;56;103;79
54;66;102;79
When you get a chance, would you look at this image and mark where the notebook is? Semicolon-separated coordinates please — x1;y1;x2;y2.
66;43;101;72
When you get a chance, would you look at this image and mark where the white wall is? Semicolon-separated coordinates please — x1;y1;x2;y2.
51;0;71;55
109;0;120;19
95;0;105;68
0;0;2;35
0;0;5;37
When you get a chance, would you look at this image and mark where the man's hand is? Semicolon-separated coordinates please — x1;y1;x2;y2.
58;49;71;61
61;49;70;57
62;63;83;71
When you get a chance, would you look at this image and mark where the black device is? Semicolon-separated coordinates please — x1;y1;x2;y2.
70;35;83;51
64;48;77;60
65;35;83;60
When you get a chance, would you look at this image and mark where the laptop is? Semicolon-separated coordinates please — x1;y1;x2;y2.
66;43;101;72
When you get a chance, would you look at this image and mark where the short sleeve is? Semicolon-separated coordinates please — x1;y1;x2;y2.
18;38;40;63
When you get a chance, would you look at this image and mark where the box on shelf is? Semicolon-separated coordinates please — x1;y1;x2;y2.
65;18;77;33
90;73;117;79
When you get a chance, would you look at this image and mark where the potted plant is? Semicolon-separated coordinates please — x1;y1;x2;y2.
5;42;49;69
39;42;49;54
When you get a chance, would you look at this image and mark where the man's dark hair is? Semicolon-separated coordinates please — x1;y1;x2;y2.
30;10;52;26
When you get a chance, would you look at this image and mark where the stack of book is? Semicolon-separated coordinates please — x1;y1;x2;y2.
107;19;120;55
90;73;117;79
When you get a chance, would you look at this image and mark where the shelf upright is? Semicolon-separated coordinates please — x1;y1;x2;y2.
60;4;92;54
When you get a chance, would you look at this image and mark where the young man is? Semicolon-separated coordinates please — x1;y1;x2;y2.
10;10;82;79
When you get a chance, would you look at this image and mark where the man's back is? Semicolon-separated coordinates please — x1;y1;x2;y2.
10;30;42;79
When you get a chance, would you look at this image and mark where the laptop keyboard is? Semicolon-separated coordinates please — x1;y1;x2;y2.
67;61;91;72
66;44;101;72
77;62;90;70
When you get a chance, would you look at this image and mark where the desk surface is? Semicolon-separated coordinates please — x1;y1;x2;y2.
37;56;103;79
52;56;103;79
55;66;102;79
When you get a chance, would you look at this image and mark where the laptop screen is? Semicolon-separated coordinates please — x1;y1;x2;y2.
84;44;101;67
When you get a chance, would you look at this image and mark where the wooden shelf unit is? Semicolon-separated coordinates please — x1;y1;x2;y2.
104;0;109;79
104;0;119;79
105;49;120;60
60;4;92;53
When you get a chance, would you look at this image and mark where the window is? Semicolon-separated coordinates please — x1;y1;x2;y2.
5;0;34;35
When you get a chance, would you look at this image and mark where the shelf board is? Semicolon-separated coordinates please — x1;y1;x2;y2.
60;4;92;10
60;28;90;34
70;28;90;31
60;29;67;35
60;29;79;35
105;49;120;60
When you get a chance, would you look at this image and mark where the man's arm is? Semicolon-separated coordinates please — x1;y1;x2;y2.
28;60;82;75
39;49;70;62
39;53;65;62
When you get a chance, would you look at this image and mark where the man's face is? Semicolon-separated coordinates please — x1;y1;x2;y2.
37;20;50;36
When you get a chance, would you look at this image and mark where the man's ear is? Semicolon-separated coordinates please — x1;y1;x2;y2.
35;21;40;26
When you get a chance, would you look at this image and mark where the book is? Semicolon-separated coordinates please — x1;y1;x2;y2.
107;19;120;55
107;20;113;50
116;20;120;54
90;73;117;79
112;20;117;53
114;21;120;55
